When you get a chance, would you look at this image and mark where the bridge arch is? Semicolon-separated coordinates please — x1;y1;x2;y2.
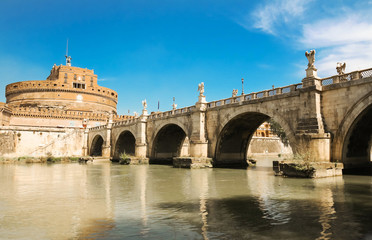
150;123;188;164
90;134;104;156
113;130;136;160
214;109;295;168
334;91;372;171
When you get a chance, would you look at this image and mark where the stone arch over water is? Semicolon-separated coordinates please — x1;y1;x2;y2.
90;134;104;156
342;105;372;171
214;112;294;168
114;130;136;160
333;91;372;172
151;123;188;164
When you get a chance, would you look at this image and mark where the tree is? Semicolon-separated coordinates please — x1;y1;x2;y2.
268;119;289;146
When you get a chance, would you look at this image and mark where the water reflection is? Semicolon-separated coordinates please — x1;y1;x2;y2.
0;162;372;239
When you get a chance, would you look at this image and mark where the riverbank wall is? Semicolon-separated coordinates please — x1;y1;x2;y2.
248;136;292;157
0;126;84;158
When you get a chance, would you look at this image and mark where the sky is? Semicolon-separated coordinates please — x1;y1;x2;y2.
1;0;372;115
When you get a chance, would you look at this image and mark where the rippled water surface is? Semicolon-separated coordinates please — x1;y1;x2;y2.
1;161;372;240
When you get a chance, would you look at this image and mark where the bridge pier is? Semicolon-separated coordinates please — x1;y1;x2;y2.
135;143;147;158
178;94;212;168
295;133;331;162
82;129;89;156
274;65;344;177
102;115;113;158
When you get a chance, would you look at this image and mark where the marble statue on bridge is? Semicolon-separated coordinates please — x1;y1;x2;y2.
305;49;316;68
142;99;147;110
232;89;238;97
198;82;205;96
336;62;346;75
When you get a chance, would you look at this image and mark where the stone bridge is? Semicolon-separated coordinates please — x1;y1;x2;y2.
86;64;372;170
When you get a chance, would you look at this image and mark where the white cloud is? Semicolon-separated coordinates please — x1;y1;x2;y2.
314;42;372;77
250;0;311;35
300;15;372;76
300;15;372;48
244;1;372;78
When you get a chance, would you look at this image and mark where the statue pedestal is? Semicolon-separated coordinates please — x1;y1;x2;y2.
306;67;318;78
198;95;206;103
303;67;322;88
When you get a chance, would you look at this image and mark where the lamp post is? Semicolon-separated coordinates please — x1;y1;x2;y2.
241;78;244;95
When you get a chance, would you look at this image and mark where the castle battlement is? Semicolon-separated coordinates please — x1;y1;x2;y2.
10;106;131;122
6;80;118;101
5;64;119;115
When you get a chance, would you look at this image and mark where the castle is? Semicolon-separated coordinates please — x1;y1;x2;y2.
0;58;131;157
1;59;130;128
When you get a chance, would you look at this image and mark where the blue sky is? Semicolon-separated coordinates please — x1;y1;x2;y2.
1;0;372;115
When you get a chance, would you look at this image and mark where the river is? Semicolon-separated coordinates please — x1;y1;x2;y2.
0;160;371;240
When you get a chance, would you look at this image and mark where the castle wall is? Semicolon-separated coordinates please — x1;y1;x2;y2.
0;112;10;126
6;81;117;114
0;103;11;126
0;126;85;157
9;116;106;128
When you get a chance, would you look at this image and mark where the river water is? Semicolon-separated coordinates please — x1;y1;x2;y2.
0;161;372;240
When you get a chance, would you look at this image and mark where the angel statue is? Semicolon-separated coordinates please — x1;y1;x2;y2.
198;82;205;96
65;55;72;66
336;62;346;75
305;50;316;68
232;89;238;97
142;99;147;110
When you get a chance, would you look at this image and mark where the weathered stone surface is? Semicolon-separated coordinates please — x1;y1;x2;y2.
0;126;84;157
173;157;213;168
119;157;149;165
274;160;343;178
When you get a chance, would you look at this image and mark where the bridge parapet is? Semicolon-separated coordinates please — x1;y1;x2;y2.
148;106;196;120
320;68;372;86
111;117;140;127
89;124;107;131
207;83;303;108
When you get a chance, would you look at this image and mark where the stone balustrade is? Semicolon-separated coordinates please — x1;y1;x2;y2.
207;83;302;109
320;68;372;86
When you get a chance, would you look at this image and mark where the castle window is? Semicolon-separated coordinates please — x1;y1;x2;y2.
73;83;86;89
74;74;77;80
83;76;85;81
64;73;68;83
90;77;93;87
